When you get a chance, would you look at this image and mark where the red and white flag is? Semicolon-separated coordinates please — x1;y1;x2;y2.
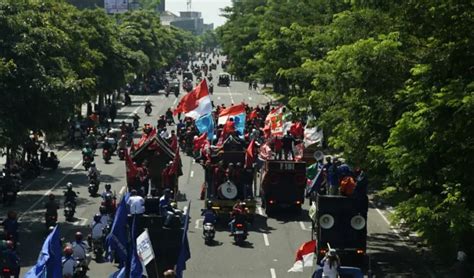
173;79;211;119
264;105;284;137
287;240;316;272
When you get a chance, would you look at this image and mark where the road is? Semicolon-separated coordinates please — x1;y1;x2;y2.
11;56;433;278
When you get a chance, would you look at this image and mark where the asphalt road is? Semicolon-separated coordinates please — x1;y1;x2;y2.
9;56;433;278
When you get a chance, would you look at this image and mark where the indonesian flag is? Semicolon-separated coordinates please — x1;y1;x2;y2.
288;240;316;272
193;133;208;152
248;109;258;120
173;79;212;119
264;105;284;137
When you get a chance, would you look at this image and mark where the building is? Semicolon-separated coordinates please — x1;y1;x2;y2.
166;11;212;35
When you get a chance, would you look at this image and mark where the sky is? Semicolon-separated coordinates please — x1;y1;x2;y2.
165;0;233;27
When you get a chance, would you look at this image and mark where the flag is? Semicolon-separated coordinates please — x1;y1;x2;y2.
248;109;258;120
108;267;125;278
24;225;62;278
290;121;304;138
125;148;138;184
174;79;211;119
287;240;316;272
304;125;324;147
294;143;305;161
193;133;208;152
218;103;246;135
106;194;129;265
265;105;285;137
195;113;215;141
130;215;143;278
176;201;191;278
258;142;272;161
306;166;325;196
169;147;183;176
245;139;256;168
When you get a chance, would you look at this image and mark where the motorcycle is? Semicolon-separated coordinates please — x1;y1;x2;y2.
102;193;117;216
64;201;75;222
102;149;111;164
118;148;126;160
82;155;92;171
124;94;132;106
233;222;247;246
145;105;152;116
203;222;215;245
41;157;59;170
174;90;179;97
166;117;174;126
1;266;13;277
209;84;214;95
92;237;104;259
74;260;88;278
45;214;57;230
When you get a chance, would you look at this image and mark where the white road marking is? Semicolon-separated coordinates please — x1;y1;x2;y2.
128;97;149;117
263;233;270;246
119;186;126;195
173;98;178;105
299;221;311;231
375;207;390;225
190;171;194;178
257;206;264;215
20;159;83;222
74;218;88;226
195;219;203;230
249;97;252;101
217;96;221;100
270;268;276;278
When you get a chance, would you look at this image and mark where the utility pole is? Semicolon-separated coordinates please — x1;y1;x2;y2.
187;0;191;11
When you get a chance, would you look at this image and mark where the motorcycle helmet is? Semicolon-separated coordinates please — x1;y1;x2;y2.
206;200;212;209
99;205;107;214
66;182;73;190
94;214;101;223
75;231;83;241
105;184;111;190
64;245;73;256
240;202;247;209
91;162;96;167
7;211;17;220
6;240;14;250
48;194;55;201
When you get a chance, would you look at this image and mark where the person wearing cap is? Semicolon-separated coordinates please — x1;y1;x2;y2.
64;182;78;212
321;248;340;278
127;190;145;215
71;232;90;266
62;245;77;278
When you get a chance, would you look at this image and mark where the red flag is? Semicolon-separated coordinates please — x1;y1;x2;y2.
288;240;316;272
248;109;258;120
218;103;246;118
245;139;256;168
125;148;138;183
193;133;208;152
294;143;304;161
290;121;304;138
264;105;284;137
173;79;210;117
169;148;182;176
258;142;273;161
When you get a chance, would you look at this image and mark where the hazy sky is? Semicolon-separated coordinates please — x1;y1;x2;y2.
165;0;232;27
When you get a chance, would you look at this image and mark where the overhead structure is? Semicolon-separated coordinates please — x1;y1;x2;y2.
187;0;191;11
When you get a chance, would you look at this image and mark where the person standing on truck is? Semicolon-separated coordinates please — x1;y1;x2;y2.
328;158;339;195
273;136;283;160
320;249;341;278
282;131;296;160
127;190;145;216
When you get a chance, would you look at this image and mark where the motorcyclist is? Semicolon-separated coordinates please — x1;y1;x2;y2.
1;169;16;203
229;201;248;235
132;113;140;123
62;245;77;278
209;82;214;94
86;132;97;150
2;211;19;244
90;214;106;242
201;200;217;227
71;231;90;266
145;100;152;111
81;143;94;161
102;136;113;154
64;182;78;212
5;240;20;278
118;135;127;151
88;162;100;182
101;184;116;214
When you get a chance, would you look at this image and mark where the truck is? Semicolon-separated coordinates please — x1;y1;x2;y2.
203;136;257;221
259;160;307;214
314;194;368;268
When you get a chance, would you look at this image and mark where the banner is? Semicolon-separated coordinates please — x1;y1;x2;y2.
136;229;155;266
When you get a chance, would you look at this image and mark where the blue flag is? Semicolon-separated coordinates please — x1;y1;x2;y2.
130;215;143;278
24;225;62;278
108;267;125;278
106;193;129;265
195;113;214;141
176;201;191;278
232;112;246;136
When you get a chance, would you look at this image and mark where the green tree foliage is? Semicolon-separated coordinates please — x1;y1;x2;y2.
0;0;196;151
218;0;474;256
198;30;219;51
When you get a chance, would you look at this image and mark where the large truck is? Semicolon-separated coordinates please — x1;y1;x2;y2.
259;160;307;214
314;194;368;268
203;136;257;221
